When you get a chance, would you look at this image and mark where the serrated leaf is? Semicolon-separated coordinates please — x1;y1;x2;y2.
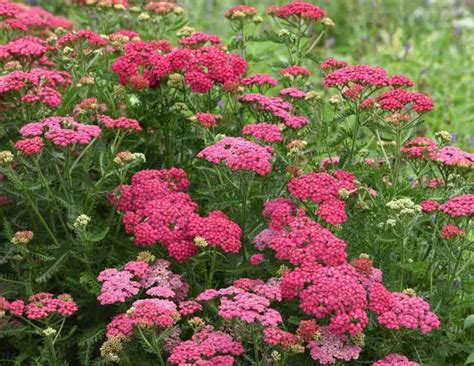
35;251;71;283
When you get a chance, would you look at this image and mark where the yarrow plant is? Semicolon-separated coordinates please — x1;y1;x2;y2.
0;0;472;365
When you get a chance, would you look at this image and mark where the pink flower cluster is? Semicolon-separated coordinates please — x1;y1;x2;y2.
435;146;474;167
145;1;179;15
307;326;362;364
281;65;311;77
225;5;258;18
242;73;278;88
112;40;247;93
242;123;283;143
115;168;242;261
168;326;244;365
369;283;440;334
17;116;101;152
239;93;309;129
419;200;439;212
97;114;142;132
73;97;107;117
0;1;72;34
98;258;188;306
106;298;179;337
287;170;357;225
402;140;472;168
0;36;49;63
267;1;326;20
250;190;439;363
401;137;438;159
198;137;274;175
280;87;307;99
323;63;434;113
0;292;78;320
372;354;420;366
196;282;282;327
0;68;71;109
439;194;473;218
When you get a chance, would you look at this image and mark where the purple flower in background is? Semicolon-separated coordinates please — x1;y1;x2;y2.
469;136;474;145
236;32;243;43
420;68;429;75
326;36;336;48
451;133;458;142
404;43;412;51
217;99;224;109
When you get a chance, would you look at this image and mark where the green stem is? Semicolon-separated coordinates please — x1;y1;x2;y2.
33;158;70;238
207;249;218;288
8;167;60;246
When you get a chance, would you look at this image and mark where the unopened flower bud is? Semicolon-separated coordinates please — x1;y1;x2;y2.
138;12;150;20
0;151;14;165
11;230;34;245
435;130;452;144
74;214;91;230
193;236;208;248
321;17;335;27
42;327;57;337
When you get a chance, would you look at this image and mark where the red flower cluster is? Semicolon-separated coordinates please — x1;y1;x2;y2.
324;64;390;88
440;224;465;240
0;68;71;109
178;32;221;47
198;137;274;176
112;40;247;93
97;114;142;132
191;112;221;128
115;168;242;261
56;29;108;49
268;1;325;21
0;293;78;320
288;170;356;225
377;88;434;112
319;58;348;71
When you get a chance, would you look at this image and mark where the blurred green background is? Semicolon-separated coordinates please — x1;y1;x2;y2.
32;0;474;149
